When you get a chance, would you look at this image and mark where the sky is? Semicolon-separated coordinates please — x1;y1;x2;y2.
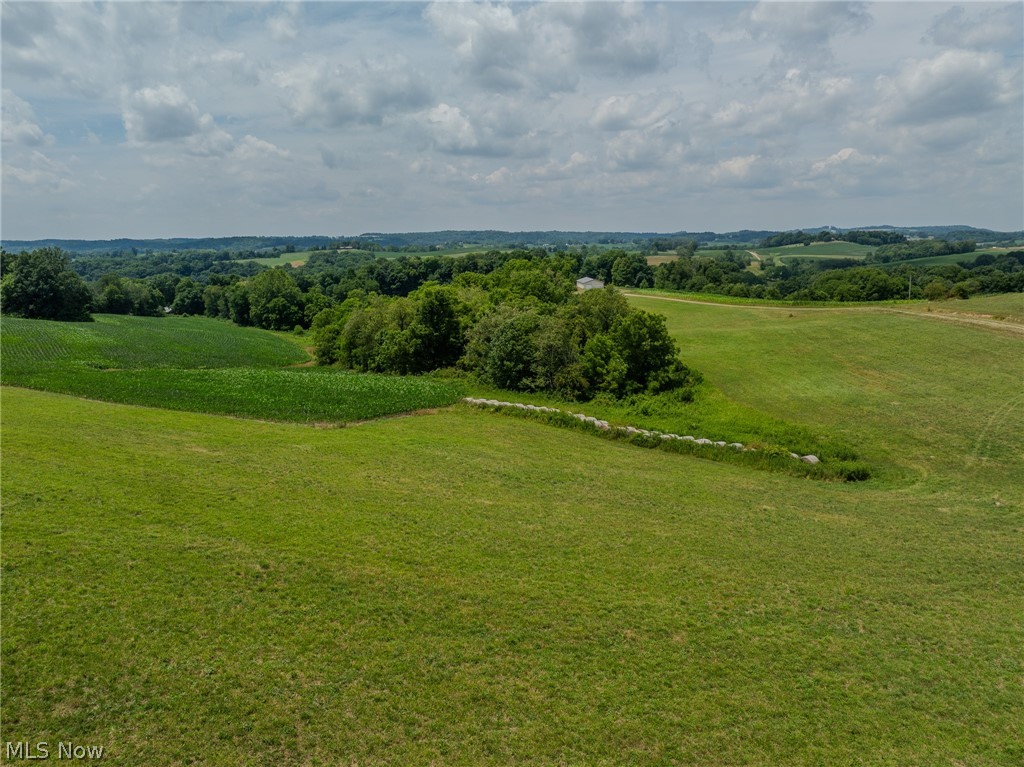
2;1;1022;239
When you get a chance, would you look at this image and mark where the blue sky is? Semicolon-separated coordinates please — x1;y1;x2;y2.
2;1;1022;239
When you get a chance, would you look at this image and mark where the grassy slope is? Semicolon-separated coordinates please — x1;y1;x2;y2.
900;293;1024;323
3;299;1023;764
3;388;1022;766
627;295;1024;490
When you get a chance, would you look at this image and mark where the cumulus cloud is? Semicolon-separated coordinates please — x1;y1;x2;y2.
925;4;1023;52
591;92;681;132
875;50;1019;125
1;90;53;146
424;1;675;94
122;85;204;142
602;117;691;172
709;154;777;188
809;147;880;176
547;2;675;77
3;149;76;192
424;104;478;154
710;69;856;138
424;1;574;93
121;85;236;157
274;57;431;127
742;1;872;66
2;1;1021;236
419;102;545;158
190;50;260;87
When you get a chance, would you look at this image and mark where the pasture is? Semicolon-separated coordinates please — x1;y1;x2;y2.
879;248;1005;268
755;241;874;259
908;292;1024;322
238;251;316;267
2;296;1023;765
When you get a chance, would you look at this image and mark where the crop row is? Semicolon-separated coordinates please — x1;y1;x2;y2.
6;366;463;424
1;315;307;377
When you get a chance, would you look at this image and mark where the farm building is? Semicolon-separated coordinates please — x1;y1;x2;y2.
576;276;605;290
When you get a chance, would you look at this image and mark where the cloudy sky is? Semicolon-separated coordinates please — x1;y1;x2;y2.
2;1;1022;239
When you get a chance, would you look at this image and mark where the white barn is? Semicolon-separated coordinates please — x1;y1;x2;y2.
576;276;605;291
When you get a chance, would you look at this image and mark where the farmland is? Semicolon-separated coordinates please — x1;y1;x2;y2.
754;241;874;265
0;314;308;373
242;251;316;267
1;315;462;423
2;296;1023;765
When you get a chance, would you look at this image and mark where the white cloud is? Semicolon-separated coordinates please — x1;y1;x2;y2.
3;149;76;192
122;85;237;157
233;135;289;162
808;147;882;177
424;103;479;154
875;50;1019;125
122;85;203;142
710;69;856;138
274;57;432;127
2;90;54;146
925;4;1023;52
189;50;261;87
742;1;872;69
424;1;675;95
709;154;777;188
1;1;1021;236
591;93;681;132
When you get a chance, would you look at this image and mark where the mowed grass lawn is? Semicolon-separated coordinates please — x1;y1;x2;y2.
3;297;1023;764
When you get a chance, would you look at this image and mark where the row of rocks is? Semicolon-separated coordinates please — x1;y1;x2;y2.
462;398;820;464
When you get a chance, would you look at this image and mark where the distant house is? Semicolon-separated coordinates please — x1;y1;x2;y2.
576;276;605;291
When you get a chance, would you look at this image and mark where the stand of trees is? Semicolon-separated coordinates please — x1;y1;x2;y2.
310;268;696;401
866;239;976;263
760;230;907;248
0;248;93;321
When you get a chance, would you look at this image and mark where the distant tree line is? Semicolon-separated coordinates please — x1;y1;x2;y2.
865;239;976;263
654;249;1024;301
4;235;1022;332
760;230;908;248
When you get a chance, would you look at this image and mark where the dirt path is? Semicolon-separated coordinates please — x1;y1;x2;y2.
624;292;1024;335
883;309;1024;336
746;250;762;261
621;293;836;311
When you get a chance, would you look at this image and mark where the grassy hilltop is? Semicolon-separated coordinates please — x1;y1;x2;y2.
2;297;1022;765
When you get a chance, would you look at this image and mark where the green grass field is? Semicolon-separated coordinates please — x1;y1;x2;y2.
0;314;308;373
239;251;315;267
1;315;461;423
906;292;1024;322
755;241;874;259
3;297;1023;764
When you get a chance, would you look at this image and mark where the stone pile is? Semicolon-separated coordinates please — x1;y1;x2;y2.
462;398;820;463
